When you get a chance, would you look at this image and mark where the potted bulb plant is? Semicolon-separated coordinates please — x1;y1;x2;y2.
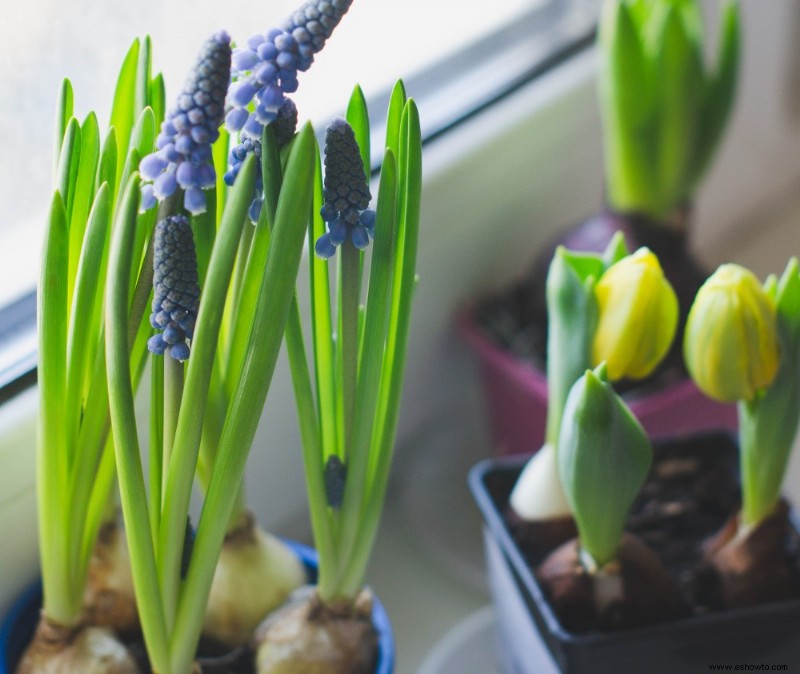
9;36;166;674
251;81;421;673
684;260;800;610
470;256;800;674
1;0;409;671
508;236;677;545
461;0;741;456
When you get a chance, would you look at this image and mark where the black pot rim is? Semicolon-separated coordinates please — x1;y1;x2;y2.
469;445;800;650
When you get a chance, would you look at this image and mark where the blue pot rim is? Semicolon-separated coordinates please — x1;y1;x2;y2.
0;540;393;674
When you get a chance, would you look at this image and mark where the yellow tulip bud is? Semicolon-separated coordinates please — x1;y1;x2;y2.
684;264;779;403
592;248;678;381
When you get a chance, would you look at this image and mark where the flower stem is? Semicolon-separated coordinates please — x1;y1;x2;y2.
162;355;184;500
340;242;361;453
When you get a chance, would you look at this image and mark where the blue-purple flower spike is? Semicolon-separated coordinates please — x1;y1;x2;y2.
140;32;232;215
224;98;298;222
225;0;353;139
315;117;374;258
148;215;200;362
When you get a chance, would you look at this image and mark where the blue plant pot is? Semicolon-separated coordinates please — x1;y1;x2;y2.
0;540;394;674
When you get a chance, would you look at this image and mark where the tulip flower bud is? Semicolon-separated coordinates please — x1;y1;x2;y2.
592;248;678;381
684;264;779;403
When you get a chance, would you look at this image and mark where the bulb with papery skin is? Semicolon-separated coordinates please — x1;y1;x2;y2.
203;513;306;647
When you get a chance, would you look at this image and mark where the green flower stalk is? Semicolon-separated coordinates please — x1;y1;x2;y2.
510;238;677;522
20;37;163;674
599;0;740;220
256;83;421;673
685;261;800;530
192;119;306;650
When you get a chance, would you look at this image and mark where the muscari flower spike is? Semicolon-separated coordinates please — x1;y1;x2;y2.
139;31;232;215
224;98;298;223
225;0;353;139
147;215;201;362
314;117;375;258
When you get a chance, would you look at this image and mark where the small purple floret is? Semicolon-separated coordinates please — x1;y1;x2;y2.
224;98;298;223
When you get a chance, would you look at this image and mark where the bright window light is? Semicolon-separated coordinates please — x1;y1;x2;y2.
0;0;546;307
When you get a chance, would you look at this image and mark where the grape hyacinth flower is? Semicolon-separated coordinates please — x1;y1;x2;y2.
140;32;232;215
225;0;353;139
314;117;375;258
147;215;201;361
224;98;298;222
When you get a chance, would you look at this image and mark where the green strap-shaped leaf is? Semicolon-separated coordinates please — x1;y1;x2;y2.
692;0;740;187
68;113;101;302
212;127;230;228
347;84;370;178
384;80;407;163
170;124;316;674
106;173;170;673
308;145;339;460
135;36;153;117
53;79;74;184
55;118;81;223
336;99;422;600
337;148;397;554
150;73;166;127
599;0;657;214
156;155;256;632
117;107;155;214
110;39;141;187
38;192;73;624
64;183;110;459
96;128;118;203
652;5;703;213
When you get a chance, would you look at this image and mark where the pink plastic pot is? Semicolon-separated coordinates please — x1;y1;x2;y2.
458;312;738;457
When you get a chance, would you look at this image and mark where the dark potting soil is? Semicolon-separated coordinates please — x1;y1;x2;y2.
471;209;709;396
126;637;256;674
492;434;800;632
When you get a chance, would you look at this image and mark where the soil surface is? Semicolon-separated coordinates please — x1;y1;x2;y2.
489;434;800;633
126;637;256;674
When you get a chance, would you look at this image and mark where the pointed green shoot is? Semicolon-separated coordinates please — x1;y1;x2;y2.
557;364;651;567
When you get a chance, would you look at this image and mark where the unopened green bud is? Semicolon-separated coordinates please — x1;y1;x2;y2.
684;264;779;403
592;248;678;381
558;364;651;567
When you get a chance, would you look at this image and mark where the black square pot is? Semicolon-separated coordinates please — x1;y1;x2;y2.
469;436;800;674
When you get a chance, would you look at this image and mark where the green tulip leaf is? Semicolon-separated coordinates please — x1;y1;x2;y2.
558;366;651;566
740;259;800;526
599;0;739;218
545;247;601;445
